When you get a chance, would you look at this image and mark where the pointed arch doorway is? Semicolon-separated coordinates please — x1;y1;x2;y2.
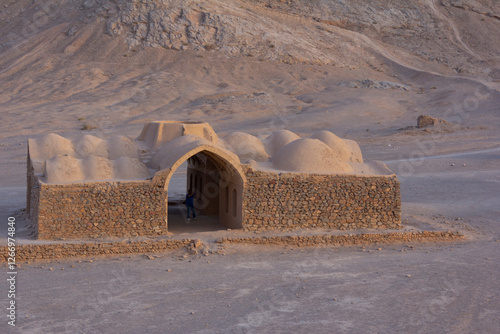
160;145;246;233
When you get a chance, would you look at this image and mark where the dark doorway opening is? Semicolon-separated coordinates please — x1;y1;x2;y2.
166;151;243;233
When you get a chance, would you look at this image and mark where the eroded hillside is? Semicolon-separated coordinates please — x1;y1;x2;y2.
0;0;498;145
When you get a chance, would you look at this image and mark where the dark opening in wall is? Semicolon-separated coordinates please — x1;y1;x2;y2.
225;187;229;213
232;189;237;217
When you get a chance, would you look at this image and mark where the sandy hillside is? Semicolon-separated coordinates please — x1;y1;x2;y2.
0;1;499;155
0;0;499;332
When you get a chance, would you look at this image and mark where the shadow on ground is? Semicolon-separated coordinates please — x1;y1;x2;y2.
167;204;228;234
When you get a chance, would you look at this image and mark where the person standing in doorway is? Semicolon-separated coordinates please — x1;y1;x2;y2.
186;189;196;220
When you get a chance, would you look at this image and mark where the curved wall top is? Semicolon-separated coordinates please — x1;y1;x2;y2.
137;121;219;151
151;139;247;189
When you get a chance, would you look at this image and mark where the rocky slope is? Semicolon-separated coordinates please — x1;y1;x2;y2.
1;0;499;70
0;0;498;155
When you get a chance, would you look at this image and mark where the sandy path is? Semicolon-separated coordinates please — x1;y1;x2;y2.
426;0;483;61
5;238;499;334
384;146;500;163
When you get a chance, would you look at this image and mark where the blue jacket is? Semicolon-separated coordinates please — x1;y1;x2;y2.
186;193;195;207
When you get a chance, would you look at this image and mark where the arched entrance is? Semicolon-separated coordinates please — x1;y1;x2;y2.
158;144;246;232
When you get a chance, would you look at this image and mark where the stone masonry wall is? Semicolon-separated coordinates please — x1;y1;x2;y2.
35;178;167;239
30;166;400;239
0;231;462;262
28;171;41;237
242;170;401;231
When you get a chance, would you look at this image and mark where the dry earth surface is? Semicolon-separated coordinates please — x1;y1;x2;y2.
0;0;499;332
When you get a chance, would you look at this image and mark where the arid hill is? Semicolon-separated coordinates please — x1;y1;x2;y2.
0;0;499;185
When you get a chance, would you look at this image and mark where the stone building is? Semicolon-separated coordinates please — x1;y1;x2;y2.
27;121;401;239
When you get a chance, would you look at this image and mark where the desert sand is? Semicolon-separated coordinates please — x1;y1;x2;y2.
0;0;499;332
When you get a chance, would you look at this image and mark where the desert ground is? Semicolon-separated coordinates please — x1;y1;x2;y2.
0;0;499;333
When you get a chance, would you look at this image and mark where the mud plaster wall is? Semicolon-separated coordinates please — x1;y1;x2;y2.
34;179;167;239
242;170;401;231
218;174;244;229
187;163;220;216
187;154;244;229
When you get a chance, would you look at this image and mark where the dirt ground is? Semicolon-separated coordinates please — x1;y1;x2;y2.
5;239;500;334
1;138;499;334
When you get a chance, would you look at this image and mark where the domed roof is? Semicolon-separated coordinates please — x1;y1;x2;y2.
28;133;74;162
223;132;268;162
264;130;300;155
271;138;353;173
309;130;353;162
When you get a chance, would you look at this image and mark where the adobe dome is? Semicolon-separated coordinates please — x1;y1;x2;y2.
223;132;268;162
310;130;363;163
264;130;300;155
271;138;353;173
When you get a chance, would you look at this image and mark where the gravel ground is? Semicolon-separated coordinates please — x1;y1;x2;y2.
2;145;499;334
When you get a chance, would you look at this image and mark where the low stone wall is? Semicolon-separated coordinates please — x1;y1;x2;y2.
242;170;401;231
0;231;463;262
218;231;462;247
34;179;167;239
0;239;191;262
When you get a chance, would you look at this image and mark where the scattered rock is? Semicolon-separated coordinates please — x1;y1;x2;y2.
82;0;94;10
339;79;412;91
67;27;79;36
192;239;202;248
417;115;451;128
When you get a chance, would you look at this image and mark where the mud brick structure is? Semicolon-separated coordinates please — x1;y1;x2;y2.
27;121;401;239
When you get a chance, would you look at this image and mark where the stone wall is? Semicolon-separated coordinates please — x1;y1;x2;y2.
28;168;41;237
0;239;192;262
242;170;401;231
34;179;167;239
0;231;462;262
29;164;401;240
219;231;462;247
